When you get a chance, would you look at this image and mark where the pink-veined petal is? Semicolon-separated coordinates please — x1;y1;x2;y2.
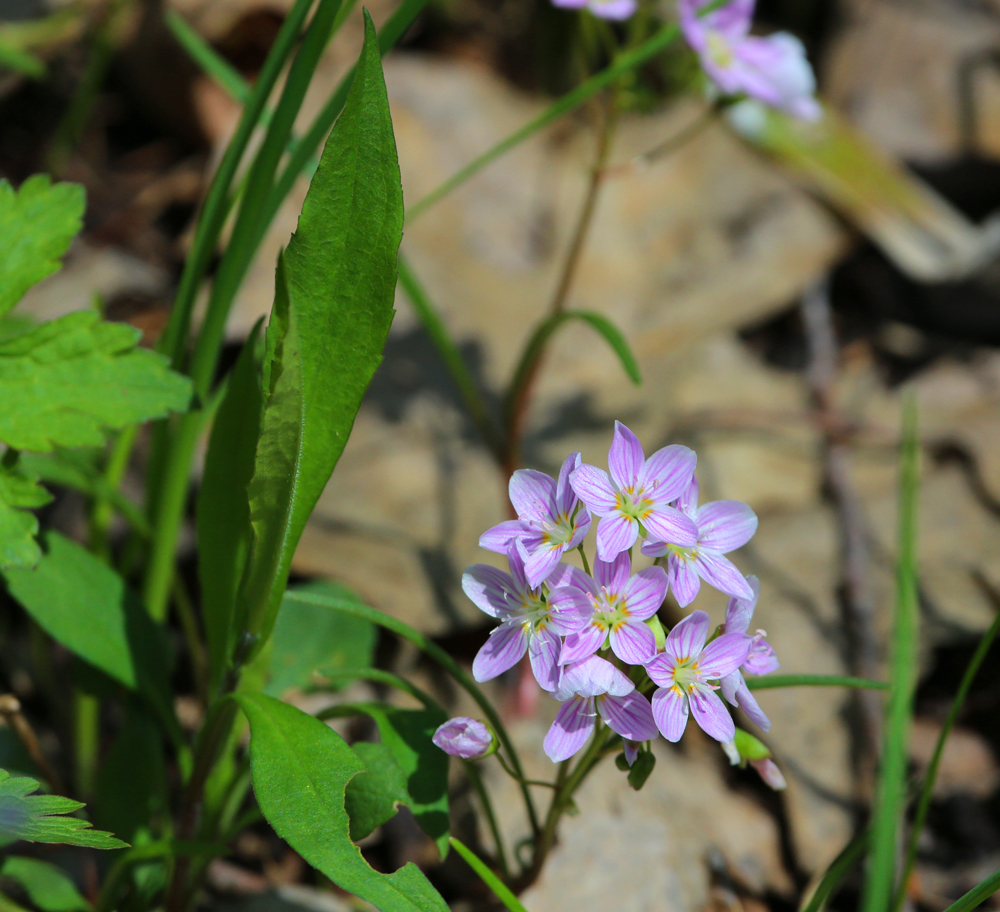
640;538;667;558
689;686;735;743
666;609;710;661
599;692;658;741
544;696;595;762
744;636;780;676
594;551;631;594
734;674;771;732
509;469;557;522
569;464;618;515
560;623;605;665
479;520;529;553
675;476;699;517
556;452;582;516
506;544;531;595
623;739;640;767
696;500;758;553
693;551;755;601
643;651;677;688
700;632;752;678
641;505;698;548
623;565;668;620
596;514;638;561
462;565;517;618
567;507;592;549
725;575;759;634
563;654;633;697
550;0;587;8
529;627;562;692
720;670;741;706
472;624;528;682
608;421;645;490
546;562;596;595
524;544;564;590
667;555;702;608
609;621;656;664
547;588;596;635
639;444;697;503
652;686;689;742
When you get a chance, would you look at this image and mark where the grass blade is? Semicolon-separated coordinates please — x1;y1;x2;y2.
449;837;529;912
800;830;869;912
938;869;1000;912
165;11;247;103
860;396;921;912
745;675;888;691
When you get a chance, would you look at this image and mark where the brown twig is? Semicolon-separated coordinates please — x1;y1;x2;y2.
0;694;65;795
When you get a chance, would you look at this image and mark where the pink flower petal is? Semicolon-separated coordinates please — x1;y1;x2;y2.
699;632;752;678
652;686;689;742
547;588;596;635
643;651;677;688
599;692;658;741
744;636;780;676
556;452;582;516
479;520;529;553
544;696;595;762
642;505;698;548
560;623;605;665
693;551;755;601
624;565;668;620
567;507;592;549
472;624;528;682
734;674;771;731
563;654;633;697
725;576;760;634
506;544;531;594
676;476;699;516
569;464;618;515
640;538;667;558
529;627;562;692
689;687;735;743
608;421;645;490
594;551;630;594
596;513;638;561
610;621;656;664
462;565;516;618
546;562;596;595
523;544;564;590
639;444;697;503
666;610;711;661
667;556;702;608
696;500;758;553
623;739;640;767
509;469;556;522
751;758;787;790
587;0;637;19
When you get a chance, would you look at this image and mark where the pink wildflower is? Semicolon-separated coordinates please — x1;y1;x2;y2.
550;0;637;21
432;718;494;759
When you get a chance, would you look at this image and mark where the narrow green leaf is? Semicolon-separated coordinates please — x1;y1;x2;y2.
264;581;376;696
0;176;84;317
197;324;263;689
0;43;45;79
236;692;449;912
238;11;402;656
0;463;52;571
2;532;176;739
1;857;90;911
861;398;921;912
939;869;1000;912
0;770;127;850
164;11;247;104
345;741;409;841
0;311;192;452
800;830;869;912
448;837;530;912
744;674;888;691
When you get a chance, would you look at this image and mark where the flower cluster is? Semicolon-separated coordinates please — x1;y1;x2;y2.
457;421;780;766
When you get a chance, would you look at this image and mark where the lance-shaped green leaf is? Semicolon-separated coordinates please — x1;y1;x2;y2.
0;770;127;849
236;692;449;912
237;11;402;657
0;176;84;317
0;463;52;571
1;856;91;911
0;311;192;452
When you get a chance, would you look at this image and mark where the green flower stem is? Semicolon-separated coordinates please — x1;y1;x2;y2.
892;600;1000;912
285;591;541;839
744;674;889;691
495;751;558;789
72;691;99;799
577;544;591;576
463;762;511;882
88;424;138;562
450;836;528;912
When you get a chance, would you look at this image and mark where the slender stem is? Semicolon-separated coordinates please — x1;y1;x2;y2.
800;829;869;912
601;104;718;180
745;674;888;691
89;425;138;562
0;694;64;794
577;544;591;576
320;668;439;709
892;589;1000;912
938;868;1000;912
495;751;558;789
464;761;510;881
73;691;99;799
173;574;209;705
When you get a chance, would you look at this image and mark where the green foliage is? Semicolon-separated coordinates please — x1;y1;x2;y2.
0;176;84;317
626;750;656;791
0;311;191;452
0;770;126;849
0;464;51;571
2;532;176;737
197;324;263;688
448;837;530;912
1;857;91;911
236;692;449;912
237;11;403;657
264;581;376;696
744;674;888;691
345;741;409;842
733;728;771;762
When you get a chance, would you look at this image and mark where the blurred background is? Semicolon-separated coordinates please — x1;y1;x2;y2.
3;0;1000;909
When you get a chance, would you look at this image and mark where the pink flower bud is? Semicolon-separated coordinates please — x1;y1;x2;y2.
432;717;494;759
750;757;787;790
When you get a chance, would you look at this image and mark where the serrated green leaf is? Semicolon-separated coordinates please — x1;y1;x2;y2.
0;463;52;571
0;176;84;317
0;311;192;452
1;857;90;911
236;692;449;912
237;11;402;657
2;532;176;737
263;581;376;696
0;769;127;850
197;323;263;689
345;741;409;842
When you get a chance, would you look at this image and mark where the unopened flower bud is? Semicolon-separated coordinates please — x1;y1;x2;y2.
432;717;495;759
750;757;787;790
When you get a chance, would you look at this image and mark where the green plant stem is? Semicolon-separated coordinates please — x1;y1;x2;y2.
577;544;591;576
861;398;921;912
73;691;99;799
173;573;209;704
320;667;440;709
939;868;1000;912
89;424;138;562
285;591;541;838
745;675;889;691
451;836;528;912
800;830;869;912
892;601;1000;912
495;751;558;789
464;762;511;882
